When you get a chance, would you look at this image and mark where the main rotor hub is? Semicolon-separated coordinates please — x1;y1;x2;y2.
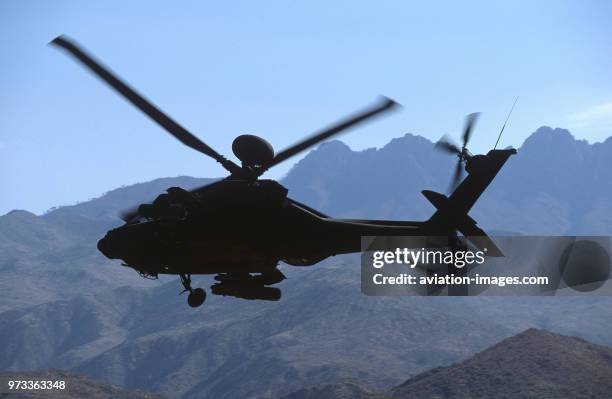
459;147;471;161
232;135;275;167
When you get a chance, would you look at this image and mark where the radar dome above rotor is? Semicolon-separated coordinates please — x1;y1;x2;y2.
232;135;275;167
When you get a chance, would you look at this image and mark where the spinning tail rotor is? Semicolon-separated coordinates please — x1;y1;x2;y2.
435;112;480;190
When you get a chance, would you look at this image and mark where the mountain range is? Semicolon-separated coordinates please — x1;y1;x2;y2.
284;126;612;234
1;127;612;398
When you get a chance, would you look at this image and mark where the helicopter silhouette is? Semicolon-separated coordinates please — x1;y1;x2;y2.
51;36;516;308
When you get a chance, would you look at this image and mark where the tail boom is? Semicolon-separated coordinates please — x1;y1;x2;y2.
423;148;516;255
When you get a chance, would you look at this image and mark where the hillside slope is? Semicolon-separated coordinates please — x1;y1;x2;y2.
391;329;612;398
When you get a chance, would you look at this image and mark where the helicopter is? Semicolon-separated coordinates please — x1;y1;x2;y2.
51;36;516;308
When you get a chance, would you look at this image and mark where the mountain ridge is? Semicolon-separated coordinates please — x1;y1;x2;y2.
2;127;612;398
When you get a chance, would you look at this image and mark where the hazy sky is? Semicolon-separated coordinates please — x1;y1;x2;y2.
2;1;612;215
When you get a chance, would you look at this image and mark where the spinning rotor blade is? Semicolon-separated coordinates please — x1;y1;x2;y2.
435;135;461;155
462;112;480;147
435;113;479;193
451;159;464;190
50;36;241;175
258;97;400;175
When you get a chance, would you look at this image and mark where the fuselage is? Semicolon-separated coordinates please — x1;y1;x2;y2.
97;179;425;276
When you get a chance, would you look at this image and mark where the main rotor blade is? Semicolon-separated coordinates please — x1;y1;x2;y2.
462;112;480;147
435;135;461;155
451;159;463;191
258;97;400;175
50;36;241;175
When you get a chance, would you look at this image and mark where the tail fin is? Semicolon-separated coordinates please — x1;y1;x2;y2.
422;148;516;256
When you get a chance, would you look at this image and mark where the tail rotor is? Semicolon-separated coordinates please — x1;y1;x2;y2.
435;112;480;190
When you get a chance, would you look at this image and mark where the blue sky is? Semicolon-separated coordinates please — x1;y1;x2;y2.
1;0;612;215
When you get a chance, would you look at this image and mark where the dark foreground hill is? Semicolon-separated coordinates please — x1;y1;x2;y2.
281;379;387;399
391;328;612;399
0;369;164;398
282;329;612;399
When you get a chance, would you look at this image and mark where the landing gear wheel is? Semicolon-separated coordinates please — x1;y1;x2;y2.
187;287;206;308
179;274;206;308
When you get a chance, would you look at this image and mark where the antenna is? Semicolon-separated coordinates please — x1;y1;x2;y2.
494;96;518;150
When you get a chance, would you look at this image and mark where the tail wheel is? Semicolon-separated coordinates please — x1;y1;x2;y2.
188;288;206;308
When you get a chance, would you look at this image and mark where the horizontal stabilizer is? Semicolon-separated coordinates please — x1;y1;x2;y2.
422;190;503;257
422;190;448;210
